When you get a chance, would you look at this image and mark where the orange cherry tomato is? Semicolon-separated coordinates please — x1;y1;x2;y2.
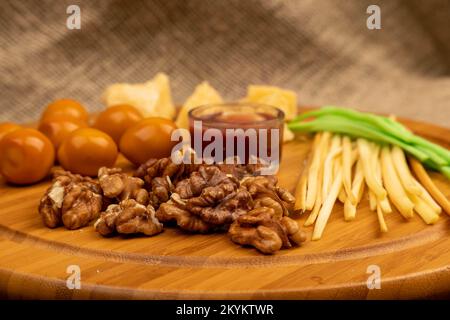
40;99;89;123
38;116;87;149
0;122;22;144
93;104;143;144
120;117;177;165
58;128;118;176
0;128;55;185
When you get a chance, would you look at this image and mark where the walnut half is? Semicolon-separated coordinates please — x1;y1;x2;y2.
156;194;215;233
98;167;148;205
62;183;103;229
95;199;163;237
228;207;306;254
39;170;102;230
240;175;295;216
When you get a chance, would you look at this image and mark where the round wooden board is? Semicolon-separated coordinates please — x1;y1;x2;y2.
0;114;449;299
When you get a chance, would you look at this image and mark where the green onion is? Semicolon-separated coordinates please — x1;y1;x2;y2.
288;106;450;179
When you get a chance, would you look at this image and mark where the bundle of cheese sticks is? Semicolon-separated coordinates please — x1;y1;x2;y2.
295;132;450;240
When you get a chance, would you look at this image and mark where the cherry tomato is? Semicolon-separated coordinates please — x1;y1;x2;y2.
0;128;55;185
38;116;87;149
0;122;22;144
93;104;143;144
40;99;89;123
120;117;177;165
58;128;118;176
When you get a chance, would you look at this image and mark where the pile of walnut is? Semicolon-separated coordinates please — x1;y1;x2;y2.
38;158;306;254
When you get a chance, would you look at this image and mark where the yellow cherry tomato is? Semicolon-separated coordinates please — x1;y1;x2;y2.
0;128;55;185
58;128;118;176
38;116;87;149
0;122;22;144
93;104;143;144
40;99;89;123
120;117;177;165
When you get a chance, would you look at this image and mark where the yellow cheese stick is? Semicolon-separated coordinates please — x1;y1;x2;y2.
381;147;414;219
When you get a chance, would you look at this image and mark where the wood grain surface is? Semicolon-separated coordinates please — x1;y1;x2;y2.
0;116;449;299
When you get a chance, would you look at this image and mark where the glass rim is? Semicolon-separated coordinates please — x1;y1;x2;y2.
188;102;285;126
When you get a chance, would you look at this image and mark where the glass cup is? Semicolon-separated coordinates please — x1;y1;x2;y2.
188;102;284;170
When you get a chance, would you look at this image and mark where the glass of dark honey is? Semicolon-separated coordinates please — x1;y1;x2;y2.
188;103;284;169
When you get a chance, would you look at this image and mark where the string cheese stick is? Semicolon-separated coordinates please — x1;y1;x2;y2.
294;174;308;212
391;146;422;196
304;133;324;210
376;204;388;232
366;141;393;218
351;149;358;165
304;187;322;226
408;193;440;224
337;153;346;203
312;164;343;240
381;146;414;219
333;144;348;204
307;135;339;224
338;188;347;203
322;135;341;198
304;142;325;227
344;159;365;221
368;190;377;211
294;136;317;211
305;132;330;210
357;139;387;200
333;154;341;178
355;163;366;202
391;146;440;221
344;198;356;221
373;145;392;214
370;142;380;161
412;179;441;213
409;156;450;216
368;143;380;212
342;136;356;204
304;162;324;226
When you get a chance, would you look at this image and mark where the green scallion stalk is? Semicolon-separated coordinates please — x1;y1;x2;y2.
288;106;450;179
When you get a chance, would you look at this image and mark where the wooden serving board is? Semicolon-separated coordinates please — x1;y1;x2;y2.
0;115;449;299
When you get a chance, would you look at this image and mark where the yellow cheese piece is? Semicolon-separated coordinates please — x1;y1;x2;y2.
151;73;176;119
175;81;223;129
102;73;176;119
244;85;298;121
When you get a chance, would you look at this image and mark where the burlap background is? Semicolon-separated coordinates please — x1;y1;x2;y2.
1;0;449;127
